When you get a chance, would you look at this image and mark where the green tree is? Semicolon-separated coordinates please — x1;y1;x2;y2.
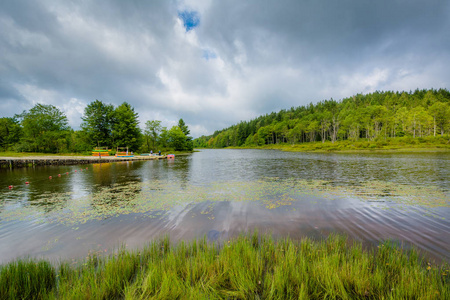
193;135;209;148
81;100;115;148
318;112;331;143
429;102;450;136
194;88;450;147
257;126;271;145
306;119;319;142
112;102;142;151
410;106;431;138
371;105;388;139
159;127;169;149
69;130;92;153
177;118;193;151
144;120;162;152
178;118;190;136
20;104;71;153
168;126;187;151
290;121;306;143
394;107;409;137
0;117;22;150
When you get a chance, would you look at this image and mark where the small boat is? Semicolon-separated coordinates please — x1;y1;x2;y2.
167;154;175;159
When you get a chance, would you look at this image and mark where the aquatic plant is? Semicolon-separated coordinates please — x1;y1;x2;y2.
1;178;448;226
0;234;448;299
0;260;55;299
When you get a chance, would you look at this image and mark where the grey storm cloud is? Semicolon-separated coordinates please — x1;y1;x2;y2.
1;0;449;137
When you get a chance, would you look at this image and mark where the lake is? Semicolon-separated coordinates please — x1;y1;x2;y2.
1;149;449;264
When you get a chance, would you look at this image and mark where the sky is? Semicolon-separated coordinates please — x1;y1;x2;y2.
1;0;449;138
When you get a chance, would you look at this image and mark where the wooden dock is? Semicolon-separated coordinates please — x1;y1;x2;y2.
0;155;168;169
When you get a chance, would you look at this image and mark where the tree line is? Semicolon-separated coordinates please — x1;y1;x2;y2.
0;100;193;153
194;89;450;148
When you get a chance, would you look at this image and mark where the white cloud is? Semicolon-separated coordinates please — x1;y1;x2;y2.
0;0;449;137
14;84;60;107
61;98;87;128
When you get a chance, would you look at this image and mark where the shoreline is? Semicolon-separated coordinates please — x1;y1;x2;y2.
263;146;450;153
0;155;169;168
204;144;450;153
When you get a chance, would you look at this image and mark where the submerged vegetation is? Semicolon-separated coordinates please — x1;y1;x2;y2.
194;89;450;150
0;233;448;299
2;178;448;226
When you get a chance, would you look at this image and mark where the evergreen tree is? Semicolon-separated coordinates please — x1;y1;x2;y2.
81;100;115;148
177;118;193;151
112;102;142;151
178;118;190;136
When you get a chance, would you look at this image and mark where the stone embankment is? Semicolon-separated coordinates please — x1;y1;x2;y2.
0;155;167;168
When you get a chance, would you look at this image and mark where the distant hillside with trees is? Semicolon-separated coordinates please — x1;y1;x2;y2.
194;89;450;149
0;100;193;154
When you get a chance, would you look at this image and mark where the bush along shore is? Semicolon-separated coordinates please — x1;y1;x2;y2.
1;233;448;299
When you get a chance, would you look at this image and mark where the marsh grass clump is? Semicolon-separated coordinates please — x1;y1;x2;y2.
0;259;55;299
0;233;448;299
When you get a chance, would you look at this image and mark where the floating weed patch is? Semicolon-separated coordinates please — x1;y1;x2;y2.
356;181;449;207
1;179;448;225
0;234;448;299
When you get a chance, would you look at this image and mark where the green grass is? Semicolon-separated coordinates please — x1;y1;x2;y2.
229;136;450;153
1;234;448;299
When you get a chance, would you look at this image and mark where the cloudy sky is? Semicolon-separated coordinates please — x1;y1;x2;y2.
1;0;449;137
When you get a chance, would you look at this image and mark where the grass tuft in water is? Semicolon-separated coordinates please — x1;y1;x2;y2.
1;233;448;299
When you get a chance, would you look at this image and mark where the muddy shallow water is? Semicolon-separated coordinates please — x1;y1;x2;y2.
0;149;449;264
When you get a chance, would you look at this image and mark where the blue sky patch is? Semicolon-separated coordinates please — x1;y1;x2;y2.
202;49;217;60
178;10;200;31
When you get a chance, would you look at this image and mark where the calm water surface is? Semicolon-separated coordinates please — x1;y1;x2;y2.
0;149;449;264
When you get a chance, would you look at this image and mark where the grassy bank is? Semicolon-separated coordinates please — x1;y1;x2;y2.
225;136;450;153
1;234;448;299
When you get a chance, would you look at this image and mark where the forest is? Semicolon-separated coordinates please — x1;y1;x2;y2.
194;89;450;148
0;100;193;154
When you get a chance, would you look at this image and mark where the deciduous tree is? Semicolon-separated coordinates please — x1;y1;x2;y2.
21;104;71;152
143;120;162;152
0;117;22;150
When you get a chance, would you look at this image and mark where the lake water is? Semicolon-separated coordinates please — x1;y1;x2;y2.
1;149;449;264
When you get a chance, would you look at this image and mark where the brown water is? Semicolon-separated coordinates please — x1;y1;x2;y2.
0;149;449;264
